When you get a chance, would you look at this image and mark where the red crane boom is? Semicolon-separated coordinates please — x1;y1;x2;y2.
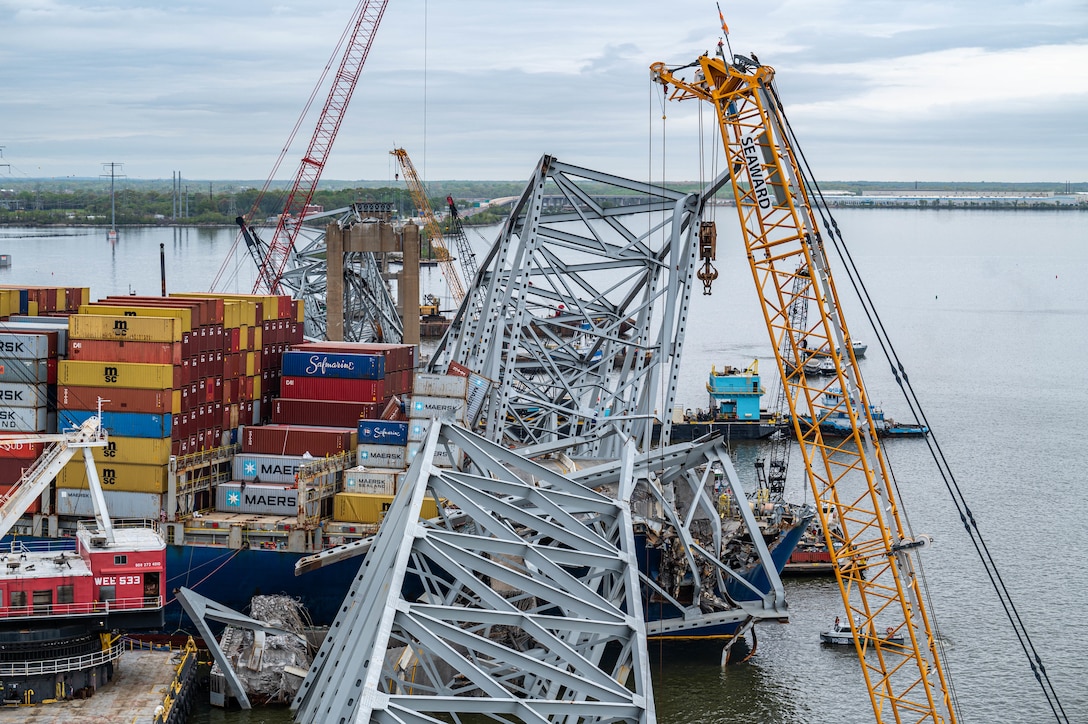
252;0;389;294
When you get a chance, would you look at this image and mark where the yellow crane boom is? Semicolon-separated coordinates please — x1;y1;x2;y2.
391;148;467;305
651;50;956;723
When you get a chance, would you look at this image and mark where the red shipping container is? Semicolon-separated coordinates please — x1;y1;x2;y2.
58;385;177;415
0;435;45;459
0;480;40;513
271;398;383;427
241;424;355;457
68;338;183;365
280;375;384;403
380;396;408;421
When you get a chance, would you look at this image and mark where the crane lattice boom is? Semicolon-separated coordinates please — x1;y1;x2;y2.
651;51;956;723
391;148;467;305
252;0;389;294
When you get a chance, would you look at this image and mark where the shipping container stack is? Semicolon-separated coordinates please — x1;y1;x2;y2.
50;292;301;519
259;341;419;526
0;286;88;520
0;320;63;515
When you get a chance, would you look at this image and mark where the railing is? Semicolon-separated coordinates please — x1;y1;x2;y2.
0;640;124;677
154;637;199;724
0;537;78;555
0;594;163;621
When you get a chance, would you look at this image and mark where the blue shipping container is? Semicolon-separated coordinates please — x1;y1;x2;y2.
60;408;172;439
357;419;409;446
281;351;385;380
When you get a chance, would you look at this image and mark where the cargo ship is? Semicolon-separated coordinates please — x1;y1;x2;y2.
0;285;808;636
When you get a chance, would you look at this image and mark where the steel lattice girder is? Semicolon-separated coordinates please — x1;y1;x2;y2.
292;421;655;724
247;206;404;343
431;155;727;459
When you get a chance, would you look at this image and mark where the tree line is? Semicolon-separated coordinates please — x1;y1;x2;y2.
0;181;524;227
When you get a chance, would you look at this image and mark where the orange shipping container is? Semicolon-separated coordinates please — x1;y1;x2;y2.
68;338;184;365
58;385;181;415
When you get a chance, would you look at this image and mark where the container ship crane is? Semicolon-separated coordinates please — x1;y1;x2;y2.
651;45;957;723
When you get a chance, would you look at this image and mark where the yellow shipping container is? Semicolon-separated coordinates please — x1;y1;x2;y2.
28;300;38;316
92;436;173;466
69;314;182;343
0;290;17;318
333;492;438;524
222;300;240;329
57;460;168;493
172;292;271;325
252;374;261;399
245;352;255;377
79;304;192;332
59;360;175;390
295;298;305;323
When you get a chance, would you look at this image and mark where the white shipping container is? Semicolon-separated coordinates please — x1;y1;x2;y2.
56;489;163;519
407;419;432;442
233;453;307;485
343;466;397;495
407;441;462;469
413;372;469;399
464;372;492;424
356;443;407;470
0;357;49;384
0;382;49;408
0;333;52;360
408;395;467;424
217;481;299;516
0;405;49;432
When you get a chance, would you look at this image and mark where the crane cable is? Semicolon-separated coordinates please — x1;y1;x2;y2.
209;0;366;292
763;79;1069;723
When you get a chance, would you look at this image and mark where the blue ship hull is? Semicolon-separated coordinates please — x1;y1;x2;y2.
637;509;811;639
160;507;809;638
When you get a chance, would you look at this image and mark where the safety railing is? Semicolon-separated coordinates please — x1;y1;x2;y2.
0;594;163;621
0;640;124;677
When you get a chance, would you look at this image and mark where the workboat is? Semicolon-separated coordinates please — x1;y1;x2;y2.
791;389;928;438
0;417;166;705
821;618;904;646
665;360;778;442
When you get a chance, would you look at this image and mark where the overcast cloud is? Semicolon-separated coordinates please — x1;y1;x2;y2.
1;0;1085;182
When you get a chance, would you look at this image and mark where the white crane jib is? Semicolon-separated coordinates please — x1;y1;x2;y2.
0;415;111;543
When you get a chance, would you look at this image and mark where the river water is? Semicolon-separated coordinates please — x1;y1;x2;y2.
2;208;1086;723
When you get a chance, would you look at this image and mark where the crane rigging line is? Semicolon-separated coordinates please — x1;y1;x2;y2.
209;0;374;293
763;80;1069;723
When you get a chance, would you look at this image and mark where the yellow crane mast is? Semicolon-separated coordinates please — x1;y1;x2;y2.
391;148;467;305
651;49;957;723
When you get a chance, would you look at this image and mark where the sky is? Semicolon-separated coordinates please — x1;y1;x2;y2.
2;0;1086;184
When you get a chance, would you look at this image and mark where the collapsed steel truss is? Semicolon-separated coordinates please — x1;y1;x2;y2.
292;421;654;724
431;156;725;460
237;203;403;343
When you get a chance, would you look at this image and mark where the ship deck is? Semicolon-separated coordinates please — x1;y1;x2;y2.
0;648;179;723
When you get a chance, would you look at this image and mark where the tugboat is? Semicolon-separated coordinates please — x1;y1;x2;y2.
0;414;165;705
665;360;778;441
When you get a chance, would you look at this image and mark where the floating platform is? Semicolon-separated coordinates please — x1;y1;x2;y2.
0;644;195;723
655;419;779;442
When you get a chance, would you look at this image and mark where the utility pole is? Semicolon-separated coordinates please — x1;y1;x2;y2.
101;162;125;240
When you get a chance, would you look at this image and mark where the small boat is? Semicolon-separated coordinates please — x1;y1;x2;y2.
836;340;867;358
821;619;904;646
791;389;929;438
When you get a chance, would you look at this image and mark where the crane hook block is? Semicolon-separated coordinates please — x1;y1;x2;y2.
697;221;719;295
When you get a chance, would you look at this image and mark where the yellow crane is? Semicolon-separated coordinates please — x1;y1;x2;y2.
651;45;957;723
391;148;467;305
